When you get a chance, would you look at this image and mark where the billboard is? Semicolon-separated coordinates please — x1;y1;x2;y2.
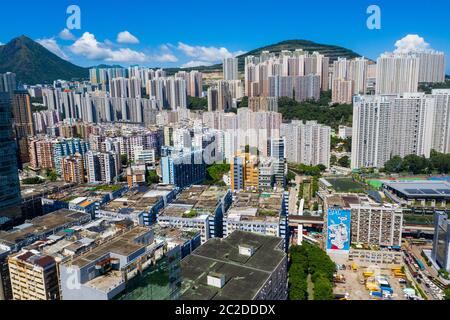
327;209;351;251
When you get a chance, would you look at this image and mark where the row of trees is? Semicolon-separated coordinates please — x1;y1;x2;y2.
384;151;450;174
289;163;327;177
278;96;353;130
289;243;336;300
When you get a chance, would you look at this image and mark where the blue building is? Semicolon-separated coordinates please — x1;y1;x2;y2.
161;147;206;189
53;138;90;175
432;212;450;272
0;93;21;228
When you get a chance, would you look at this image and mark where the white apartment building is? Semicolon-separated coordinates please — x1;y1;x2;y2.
85;151;119;184
338;125;353;140
417;51;446;83
376;53;420;94
223;57;239;81
352;93;438;169
281;120;331;167
134;147;156;167
332;57;369;95
332;78;353;104
147;77;187;110
431;89;450;153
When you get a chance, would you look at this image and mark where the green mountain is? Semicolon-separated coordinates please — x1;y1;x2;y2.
0;35;88;84
0;36;368;82
168;39;366;74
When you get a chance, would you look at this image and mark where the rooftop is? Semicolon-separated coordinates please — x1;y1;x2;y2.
226;192;284;222
0;209;90;247
159;185;229;219
21;181;74;199
101;185;176;214
153;225;200;246
11;250;56;269
44;184;126;203
181;231;286;300
66;226;150;268
383;180;450;198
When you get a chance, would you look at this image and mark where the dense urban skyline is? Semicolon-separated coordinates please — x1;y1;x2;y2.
1;0;449;72
0;0;449;305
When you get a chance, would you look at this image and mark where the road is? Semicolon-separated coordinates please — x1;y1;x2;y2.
288;175;302;215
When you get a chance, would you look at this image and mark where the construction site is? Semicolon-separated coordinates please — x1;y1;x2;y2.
332;255;420;300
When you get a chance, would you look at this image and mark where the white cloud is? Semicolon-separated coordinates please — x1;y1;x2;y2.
37;38;69;60
0;42;4;46
394;34;431;54
117;31;140;44
153;53;178;63
70;32;147;63
59;28;76;41
177;42;244;62
181;61;213;68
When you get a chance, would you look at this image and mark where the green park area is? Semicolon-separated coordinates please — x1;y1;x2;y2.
326;177;364;193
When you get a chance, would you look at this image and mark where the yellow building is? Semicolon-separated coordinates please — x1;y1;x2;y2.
230;151;259;192
8;250;60;300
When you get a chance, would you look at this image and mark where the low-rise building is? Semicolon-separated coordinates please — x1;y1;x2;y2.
42;184;128;215
158;186;232;243
153;225;201;259
96;185;178;226
8;250;60;300
223;191;288;250
0;209;91;300
59;226;181;300
180;230;288;300
383;180;450;207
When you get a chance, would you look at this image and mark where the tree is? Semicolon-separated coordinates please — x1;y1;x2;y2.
401;155;431;174
286;171;296;183
206;164;230;185
278;96;353;130
47;170;57;182
146;170;160;185
445;288;450;300
313;274;334;300
293;164;326;177
338;156;350;168
330;155;337;166
430;150;450;174
22;177;44;185
120;154;129;166
188;96;208;111
384;156;403;173
237;96;248;109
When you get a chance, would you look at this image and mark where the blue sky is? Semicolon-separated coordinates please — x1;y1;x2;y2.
0;0;449;71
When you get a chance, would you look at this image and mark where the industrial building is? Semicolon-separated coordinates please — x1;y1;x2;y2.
59;226;181;300
0;209;91;300
180;230;288;300
96;185;178;226
223;191;288;250
158;186;232;243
